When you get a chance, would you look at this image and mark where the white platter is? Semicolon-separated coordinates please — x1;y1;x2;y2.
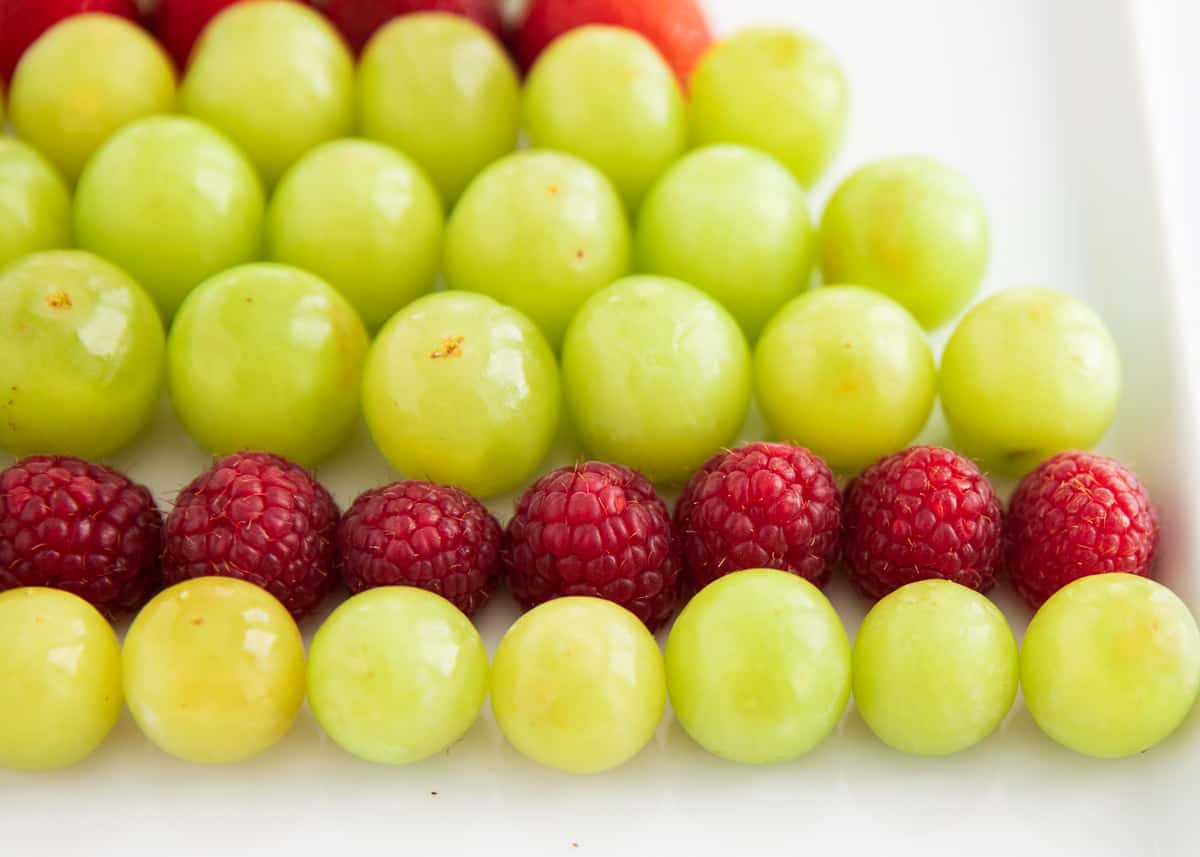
3;1;1199;854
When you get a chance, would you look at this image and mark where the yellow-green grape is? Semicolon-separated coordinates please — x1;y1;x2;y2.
665;569;851;764
0;137;71;271
181;1;354;186
122;577;307;764
362;291;560;498
167;263;369;466
0;588;122;771
522;25;686;210
443;149;631;350
267;139;444;331
8;14;175;184
940;287;1122;475
853;580;1018;756
307;587;489;765
819;156;990;329
358;13;520;205
635;144;814;340
1021;574;1200;758
0;250;165;458
490;597;665;773
561;275;752;484
689;28;848;186
754;286;936;472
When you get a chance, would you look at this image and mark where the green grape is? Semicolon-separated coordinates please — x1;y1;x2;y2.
522;25;686;210
754;285;936;472
444;149;631;349
181;1;354;186
167;263;368;466
122;577;306;764
0;588;122;771
853;580;1018;756
635;144;814;340
358;13;520;205
689;28;848;187
0;137;71;271
665;569;851;765
561;275;751;483
267;139;444;331
819;156;990;329
490;597;665;774
940;287;1121;474
307;587;489;765
73;116;265;320
362;291;560;497
8;14;175;184
1021;574;1200;758
0;251;164;458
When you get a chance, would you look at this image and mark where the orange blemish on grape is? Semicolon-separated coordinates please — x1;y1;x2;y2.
547;183;560;195
46;290;72;310
431;335;465;359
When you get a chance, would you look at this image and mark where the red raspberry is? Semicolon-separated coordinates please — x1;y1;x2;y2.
337;481;502;616
843;446;1003;599
514;0;713;88
149;0;302;69
0;455;162;615
314;0;502;54
504;461;681;631
0;0;138;83
162;451;339;619
675;442;840;593
1005;451;1158;609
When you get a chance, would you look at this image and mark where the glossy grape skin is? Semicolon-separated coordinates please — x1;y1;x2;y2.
122;577;306;764
689;28;848;187
267;139;444;331
562;275;751;484
444;149;631;350
362;291;560;498
1021;574;1200;758
522;26;686;210
181;1;354;186
0;138;71;271
940;287;1121;475
8;14;175;184
0;251;164;459
665;569;850;765
167;263;368;466
307;587;489;765
754;286;936;472
490;597;665;774
0;588;122;771
635;144;814;340
819;157;990;329
358;13;520;205
73;116;265;320
853;580;1018;756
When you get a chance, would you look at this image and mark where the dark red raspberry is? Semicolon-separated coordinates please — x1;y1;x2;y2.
337;481;502;616
0;455;162;615
162;451;339;619
0;0;138;83
1005;451;1158;609
675;442;840;593
503;461;681;631
314;0;503;54
843;446;1002;599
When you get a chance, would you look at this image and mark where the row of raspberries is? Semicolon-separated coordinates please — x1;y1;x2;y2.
0;443;1159;628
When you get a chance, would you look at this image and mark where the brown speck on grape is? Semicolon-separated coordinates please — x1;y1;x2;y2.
575;249;585;260
547;183;560;195
46;289;72;310
431;335;465;359
430;791;438;796
191;617;204;626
